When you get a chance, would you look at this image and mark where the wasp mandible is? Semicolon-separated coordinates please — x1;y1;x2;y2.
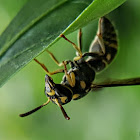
20;17;140;120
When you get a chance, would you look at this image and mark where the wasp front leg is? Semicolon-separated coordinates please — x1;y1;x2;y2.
46;50;73;67
34;59;64;75
62;61;76;87
60;34;83;61
47;50;65;67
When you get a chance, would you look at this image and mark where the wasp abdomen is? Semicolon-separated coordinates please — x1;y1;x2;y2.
88;17;118;72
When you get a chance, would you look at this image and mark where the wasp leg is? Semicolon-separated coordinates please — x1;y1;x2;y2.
63;61;75;87
96;17;106;54
89;18;106;55
74;29;83;61
47;50;64;67
34;59;64;75
46;50;72;67
60;34;83;61
19;99;50;117
78;29;82;52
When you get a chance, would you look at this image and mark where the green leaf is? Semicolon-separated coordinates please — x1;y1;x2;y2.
0;0;126;87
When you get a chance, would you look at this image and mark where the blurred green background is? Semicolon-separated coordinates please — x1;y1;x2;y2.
0;0;140;140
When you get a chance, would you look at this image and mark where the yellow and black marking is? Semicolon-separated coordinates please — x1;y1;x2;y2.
59;97;68;104
65;72;76;87
47;90;55;96
80;80;86;89
21;17;140;121
19;17;118;120
88;17;118;72
72;94;80;100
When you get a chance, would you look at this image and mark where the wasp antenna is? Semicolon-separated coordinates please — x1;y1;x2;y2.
59;104;70;120
19;99;50;117
54;98;70;120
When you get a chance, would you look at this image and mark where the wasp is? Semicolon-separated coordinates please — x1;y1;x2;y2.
19;17;140;120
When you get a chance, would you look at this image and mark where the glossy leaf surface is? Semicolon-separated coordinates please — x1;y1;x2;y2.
0;0;126;87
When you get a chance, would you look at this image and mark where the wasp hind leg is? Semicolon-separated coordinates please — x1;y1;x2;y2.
78;29;82;52
60;31;83;61
89;17;106;56
96;17;106;54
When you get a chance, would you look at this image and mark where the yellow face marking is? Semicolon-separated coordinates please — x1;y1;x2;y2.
47;89;55;96
106;53;111;61
72;94;80;100
59;96;67;103
80;81;86;89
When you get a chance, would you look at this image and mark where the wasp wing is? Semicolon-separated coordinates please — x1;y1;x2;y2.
91;77;140;89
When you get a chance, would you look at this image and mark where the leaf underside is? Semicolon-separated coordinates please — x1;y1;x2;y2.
0;0;126;87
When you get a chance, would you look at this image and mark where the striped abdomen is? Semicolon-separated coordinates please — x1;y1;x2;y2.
87;16;118;72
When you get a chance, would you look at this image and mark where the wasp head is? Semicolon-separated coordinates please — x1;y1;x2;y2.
19;74;72;120
45;74;73;105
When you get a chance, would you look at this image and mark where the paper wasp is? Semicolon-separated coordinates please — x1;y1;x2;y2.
19;17;140;120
